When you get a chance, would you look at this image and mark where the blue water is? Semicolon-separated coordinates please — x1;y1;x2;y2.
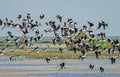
0;56;120;77
0;64;57;67
26;73;120;77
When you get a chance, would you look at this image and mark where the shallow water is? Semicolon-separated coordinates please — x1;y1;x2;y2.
26;73;120;77
0;47;67;50
1;47;68;51
0;56;120;68
0;55;120;76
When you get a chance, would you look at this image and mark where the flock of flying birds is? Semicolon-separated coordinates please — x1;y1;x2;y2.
0;13;108;49
1;13;119;73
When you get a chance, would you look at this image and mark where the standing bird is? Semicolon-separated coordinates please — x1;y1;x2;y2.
100;66;104;73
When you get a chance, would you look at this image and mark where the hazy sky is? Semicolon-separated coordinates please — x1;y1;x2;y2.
0;0;120;36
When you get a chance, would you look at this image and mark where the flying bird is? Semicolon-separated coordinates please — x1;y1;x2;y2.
40;14;45;19
33;46;39;52
0;19;3;26
44;29;52;33
45;22;49;26
67;18;73;23
27;13;31;20
60;62;65;69
83;25;87;30
10;56;16;61
97;22;102;29
17;14;22;20
87;21;94;28
101;21;108;30
89;64;95;70
78;55;86;61
21;28;29;34
54;24;60;31
56;15;62;23
46;57;50;63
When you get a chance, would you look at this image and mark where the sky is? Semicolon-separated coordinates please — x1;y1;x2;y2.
0;0;120;37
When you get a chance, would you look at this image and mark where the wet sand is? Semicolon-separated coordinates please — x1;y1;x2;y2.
0;56;120;76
